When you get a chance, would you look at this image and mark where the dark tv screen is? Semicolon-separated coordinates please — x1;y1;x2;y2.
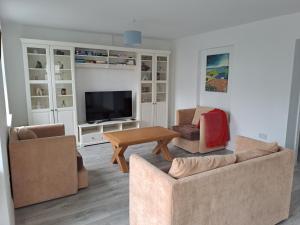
85;91;132;122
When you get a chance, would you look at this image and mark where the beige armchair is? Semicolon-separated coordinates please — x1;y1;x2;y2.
9;124;88;208
172;107;229;153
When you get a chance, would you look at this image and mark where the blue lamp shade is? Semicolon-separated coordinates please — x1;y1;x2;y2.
123;30;142;46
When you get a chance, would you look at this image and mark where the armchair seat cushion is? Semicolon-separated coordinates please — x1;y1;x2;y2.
173;124;200;141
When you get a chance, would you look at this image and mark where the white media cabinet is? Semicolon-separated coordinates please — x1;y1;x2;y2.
78;120;140;147
21;38;170;145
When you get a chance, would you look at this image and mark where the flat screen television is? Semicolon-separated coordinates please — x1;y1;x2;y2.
85;91;132;123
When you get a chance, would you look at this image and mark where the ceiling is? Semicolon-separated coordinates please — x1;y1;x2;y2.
1;0;300;39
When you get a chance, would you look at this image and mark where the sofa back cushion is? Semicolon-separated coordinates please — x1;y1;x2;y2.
17;127;38;140
236;136;279;153
168;154;237;178
235;149;272;162
10;128;20;143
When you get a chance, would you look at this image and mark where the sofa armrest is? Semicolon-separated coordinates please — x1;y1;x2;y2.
9;135;78;208
176;108;196;125
129;154;175;225
27;124;65;138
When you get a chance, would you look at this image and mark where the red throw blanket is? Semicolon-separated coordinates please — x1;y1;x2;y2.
202;109;229;148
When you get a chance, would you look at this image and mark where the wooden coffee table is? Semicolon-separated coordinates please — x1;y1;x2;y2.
103;126;180;173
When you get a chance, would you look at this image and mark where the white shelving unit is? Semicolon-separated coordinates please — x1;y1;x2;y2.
78;120;140;147
75;47;137;70
21;38;170;145
140;54;169;128
22;42;78;137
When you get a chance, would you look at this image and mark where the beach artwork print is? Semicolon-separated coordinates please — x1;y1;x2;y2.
205;53;229;92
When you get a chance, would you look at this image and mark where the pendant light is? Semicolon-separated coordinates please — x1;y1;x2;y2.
123;19;142;46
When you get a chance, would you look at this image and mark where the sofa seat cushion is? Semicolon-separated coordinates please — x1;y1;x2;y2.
172;125;200;141
168;154;237;179
235;148;272;162
17;127;38;140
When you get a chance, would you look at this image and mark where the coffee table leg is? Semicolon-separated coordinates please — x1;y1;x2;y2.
111;145;118;164
153;140;164;155
161;144;173;161
153;139;173;161
111;145;129;173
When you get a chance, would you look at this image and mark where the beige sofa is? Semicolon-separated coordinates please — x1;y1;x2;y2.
173;107;229;153
130;136;295;225
9;124;88;208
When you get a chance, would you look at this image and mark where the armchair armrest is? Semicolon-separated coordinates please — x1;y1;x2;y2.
27;124;65;138
129;154;175;225
176;108;196;125
9;135;78;208
198;111;230;152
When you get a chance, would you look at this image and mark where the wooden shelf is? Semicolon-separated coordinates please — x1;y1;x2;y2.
31;95;49;98
55;80;72;84
29;80;48;84
75;47;137;70
28;68;46;70
75;54;108;58
109;64;136;70
57;95;73;97
54;69;72;72
78;120;140;147
109;56;136;60
75;63;109;69
75;63;136;70
54;55;70;57
27;53;46;56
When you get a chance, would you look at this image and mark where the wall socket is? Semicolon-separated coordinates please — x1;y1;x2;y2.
258;133;268;140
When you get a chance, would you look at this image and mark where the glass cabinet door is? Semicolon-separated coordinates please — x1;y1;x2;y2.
156;56;167;81
141;83;152;103
156;83;167;102
52;48;74;109
141;55;154;103
26;46;51;110
155;56;168;103
141;55;153;81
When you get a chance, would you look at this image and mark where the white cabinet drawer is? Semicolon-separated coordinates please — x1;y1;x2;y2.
81;133;102;145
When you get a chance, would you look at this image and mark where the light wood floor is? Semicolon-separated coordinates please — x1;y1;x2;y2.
15;143;300;225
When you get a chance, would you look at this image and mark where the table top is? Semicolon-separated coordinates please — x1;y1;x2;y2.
103;126;180;147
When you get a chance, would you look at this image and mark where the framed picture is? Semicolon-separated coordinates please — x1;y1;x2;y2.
200;46;233;94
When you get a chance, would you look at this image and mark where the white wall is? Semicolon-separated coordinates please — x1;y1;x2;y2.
1;21;172;126
173;13;300;149
0;27;15;224
75;68;139;123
